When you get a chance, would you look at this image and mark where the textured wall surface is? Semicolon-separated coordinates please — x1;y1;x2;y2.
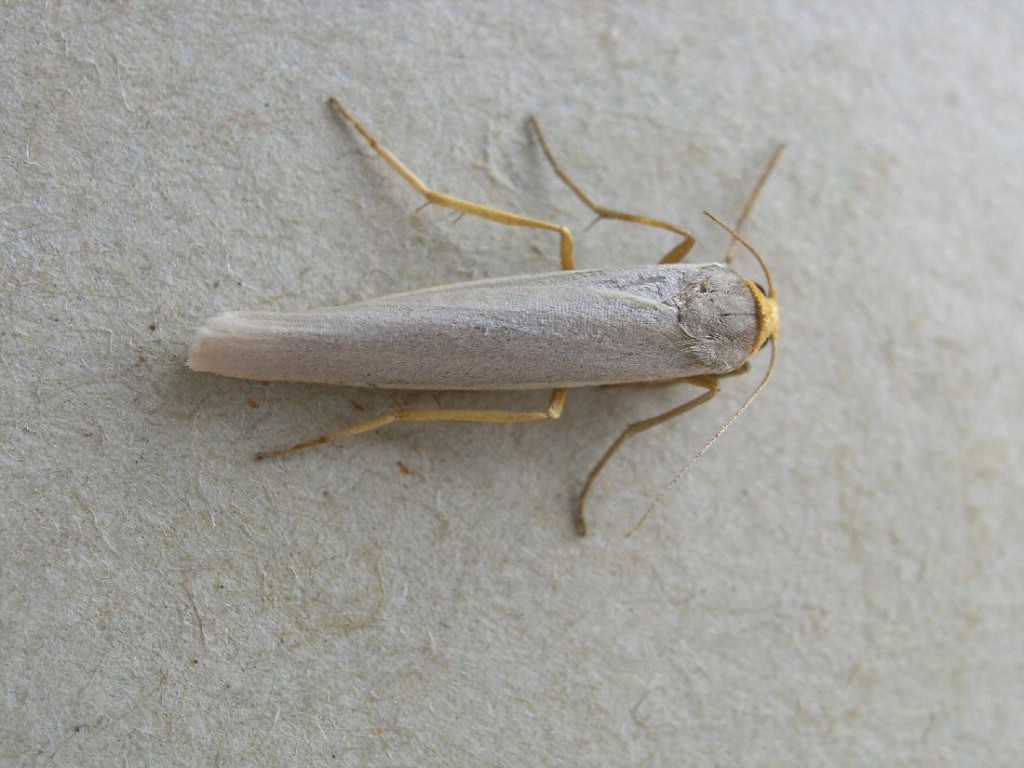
3;3;1022;765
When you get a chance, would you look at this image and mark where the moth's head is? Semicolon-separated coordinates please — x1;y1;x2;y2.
745;279;779;353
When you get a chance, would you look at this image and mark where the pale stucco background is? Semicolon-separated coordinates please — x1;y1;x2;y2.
3;2;1023;766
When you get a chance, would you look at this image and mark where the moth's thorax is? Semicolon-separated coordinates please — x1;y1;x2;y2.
664;265;760;373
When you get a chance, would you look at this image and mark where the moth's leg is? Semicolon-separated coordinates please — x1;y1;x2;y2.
575;375;721;536
329;97;575;271
256;388;568;459
722;144;785;266
528;116;695;264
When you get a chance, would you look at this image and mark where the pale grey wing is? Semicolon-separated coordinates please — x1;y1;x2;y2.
187;263;758;389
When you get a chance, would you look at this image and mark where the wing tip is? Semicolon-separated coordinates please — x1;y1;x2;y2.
185;312;241;374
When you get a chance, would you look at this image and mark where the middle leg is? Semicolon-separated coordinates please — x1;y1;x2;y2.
529;116;696;264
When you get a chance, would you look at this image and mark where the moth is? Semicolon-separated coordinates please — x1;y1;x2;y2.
189;97;782;535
